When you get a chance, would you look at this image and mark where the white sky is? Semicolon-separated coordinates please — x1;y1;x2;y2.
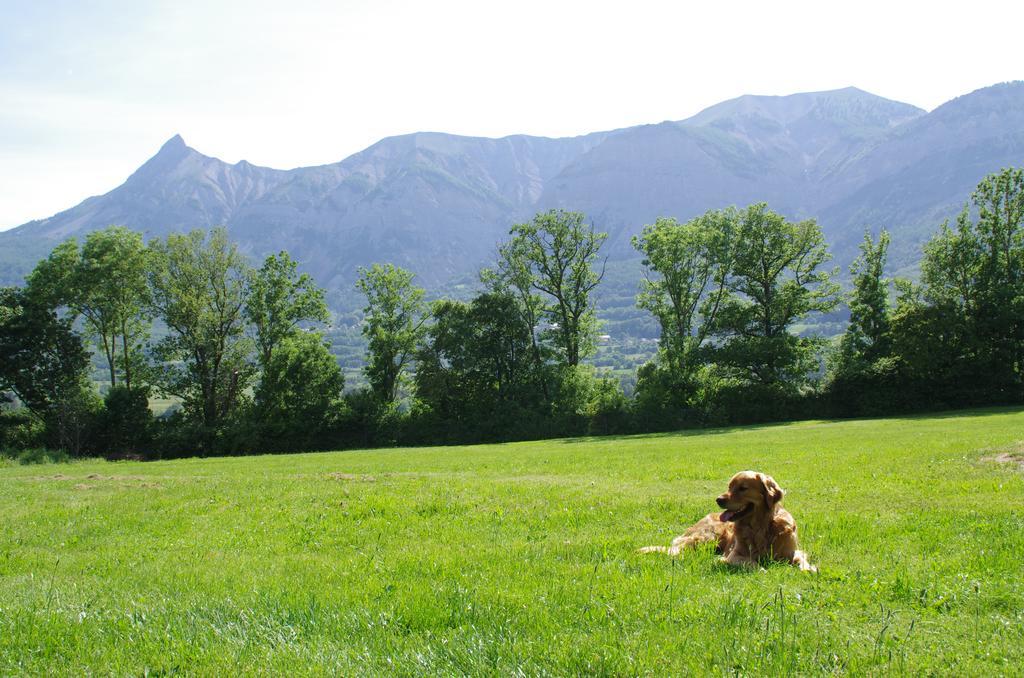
1;0;1021;230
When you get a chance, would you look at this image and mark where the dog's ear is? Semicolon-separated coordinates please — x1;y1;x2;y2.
759;473;784;507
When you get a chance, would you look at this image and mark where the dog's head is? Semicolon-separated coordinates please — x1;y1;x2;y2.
716;471;784;522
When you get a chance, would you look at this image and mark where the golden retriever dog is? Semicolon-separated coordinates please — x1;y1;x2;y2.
639;471;816;572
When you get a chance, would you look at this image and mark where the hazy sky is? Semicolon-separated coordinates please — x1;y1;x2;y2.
1;0;1021;230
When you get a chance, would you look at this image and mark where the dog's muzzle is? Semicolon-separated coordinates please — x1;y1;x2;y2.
719;503;753;522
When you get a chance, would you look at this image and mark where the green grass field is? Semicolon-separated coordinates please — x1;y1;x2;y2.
2;409;1023;675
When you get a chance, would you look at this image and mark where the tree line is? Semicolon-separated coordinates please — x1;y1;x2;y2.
2;168;1021;459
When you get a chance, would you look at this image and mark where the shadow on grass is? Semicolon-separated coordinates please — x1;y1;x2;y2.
554;404;1024;446
554;421;816;446
639;551;796;577
636;541;797;576
883;404;1024;422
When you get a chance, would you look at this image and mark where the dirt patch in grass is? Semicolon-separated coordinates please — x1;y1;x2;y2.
35;473;150;482
326;472;376;482
983;442;1024;470
988;452;1024;469
85;473;148;481
35;474;163;489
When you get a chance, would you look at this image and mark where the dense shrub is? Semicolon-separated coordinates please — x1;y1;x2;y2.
93;386;154;458
632;362;701;432
0;407;45;451
1;447;72;465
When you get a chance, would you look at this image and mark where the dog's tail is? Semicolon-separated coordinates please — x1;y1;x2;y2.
637;545;669;554
637;545;683;556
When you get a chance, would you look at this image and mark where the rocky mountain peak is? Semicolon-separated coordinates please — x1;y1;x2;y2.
124;133;202;186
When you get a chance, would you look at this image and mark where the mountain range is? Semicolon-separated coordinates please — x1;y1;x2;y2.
3;82;1023;311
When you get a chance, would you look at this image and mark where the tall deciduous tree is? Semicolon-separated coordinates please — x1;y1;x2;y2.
246;251;329;368
415;292;541;427
356;263;427;404
897;167;1024;394
836;229;892;372
710;203;839;388
0;286;93;452
483;239;552;401
147;228;254;431
633;210;734;374
24;227;151;391
255;332;344;446
502;210;607;367
964;168;1023;381
78;227;151;391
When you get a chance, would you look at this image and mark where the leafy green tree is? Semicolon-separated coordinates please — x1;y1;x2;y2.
147;229;254;432
503;210;607;367
246;251;329;368
24;239;79;308
356;263;427;404
823;230;902;415
633;210;734;374
893;167;1024;398
415;298;485;426
465;292;543;403
483;240;552;401
25;227;151;391
835;229;892;371
887;277;972;405
957;168;1022;385
254;332;344;447
78;228;151;390
0;286;94;453
415;292;542;429
710;203;840;389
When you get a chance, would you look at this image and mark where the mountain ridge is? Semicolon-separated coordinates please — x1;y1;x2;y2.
2;83;1023;300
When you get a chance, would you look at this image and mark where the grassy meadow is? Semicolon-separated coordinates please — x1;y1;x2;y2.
1;408;1023;674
